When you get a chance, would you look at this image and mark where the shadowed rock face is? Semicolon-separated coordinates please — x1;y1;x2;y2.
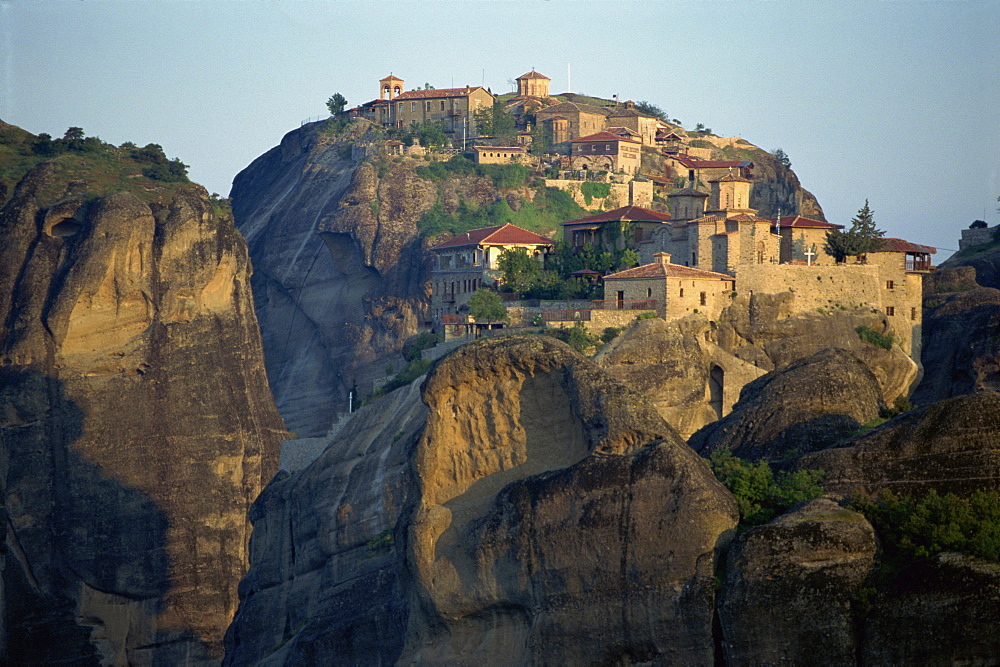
225;336;739;664
914;266;1000;405
0;163;285;662
718;499;877;664
231;121;436;437
797;392;1000;497
690;348;885;461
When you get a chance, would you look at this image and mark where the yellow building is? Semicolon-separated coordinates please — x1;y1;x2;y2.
356;74;494;137
535;101;611;144
472;146;528;164
606;101;661;146
569;131;642;175
603;252;736;320
515;70;551;98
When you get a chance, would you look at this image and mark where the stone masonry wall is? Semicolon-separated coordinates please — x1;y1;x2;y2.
735;264;882;313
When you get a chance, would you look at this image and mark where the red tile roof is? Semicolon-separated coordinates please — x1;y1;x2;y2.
712;173;752;183
605;261;733;281
561;205;672;227
517;70;550;80
874;237;937;254
571;131;641;144
394;86;490;101
766;215;843;230
380;74;404;82
668;187;709;198
431;223;555;250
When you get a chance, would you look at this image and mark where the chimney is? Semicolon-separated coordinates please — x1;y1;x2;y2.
654;252;671;267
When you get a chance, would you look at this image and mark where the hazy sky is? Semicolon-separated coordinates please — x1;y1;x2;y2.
3;0;998;259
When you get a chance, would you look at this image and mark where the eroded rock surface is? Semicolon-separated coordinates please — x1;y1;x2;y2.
914;266;1000;405
0;162;284;663
864;553;1000;663
225;336;739;664
718;499;876;664
690;348;885;461
231;121;436;437
798;392;1000;496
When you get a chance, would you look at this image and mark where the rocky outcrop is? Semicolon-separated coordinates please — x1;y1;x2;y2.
717;294;917;400
797;392;1000;497
596;296;914;442
596;317;766;439
225;336;739;664
914;266;1000;405
690;349;885;461
718;499;877;663
863;553;1000;663
231;121;437;437
940;242;1000;290
0;160;285;662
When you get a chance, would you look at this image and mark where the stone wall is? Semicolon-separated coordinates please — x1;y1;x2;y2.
959;225;998;250
544;178;652;209
734;264;882;314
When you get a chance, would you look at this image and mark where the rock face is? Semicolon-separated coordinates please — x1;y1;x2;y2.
231;121;437;437
863;553;1000;663
914;266;1000;405
940;242;1000;290
0;161;285;662
797;392;1000;496
597;295;915;442
718;499;877;663
225;336;739;664
690;348;885;461
596;317;767;440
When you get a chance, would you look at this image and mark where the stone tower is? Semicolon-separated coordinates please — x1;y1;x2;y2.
668;187;710;221
516;70;550;98
709;173;754;213
380;74;404;100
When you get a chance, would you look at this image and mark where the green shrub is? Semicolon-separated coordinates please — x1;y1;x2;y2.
636;311;656;320
402;332;439;362
856;325;895;350
708;450;825;526
601;327;622;344
580;180;611;205
852;489;1000;564
544;321;599;355
372;358;432;398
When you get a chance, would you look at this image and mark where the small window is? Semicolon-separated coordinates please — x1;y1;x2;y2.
411;102;417;112
680;288;684;297
886;306;895;316
440;100;445;110
911;307;917;320
886;280;895;289
700;292;707;306
646;287;652;298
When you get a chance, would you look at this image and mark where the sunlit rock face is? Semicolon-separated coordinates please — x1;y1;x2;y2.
224;336;739;664
230;121;436;437
0;162;285;663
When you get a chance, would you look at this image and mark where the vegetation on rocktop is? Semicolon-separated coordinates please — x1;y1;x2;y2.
825;200;885;261
708;449;825;527
853;489;1000;565
0;122;200;209
856;325;896;350
417;171;587;238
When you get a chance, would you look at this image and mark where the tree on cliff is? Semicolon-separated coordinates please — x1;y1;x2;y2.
824;200;884;262
326;93;347;116
468;289;508;323
475;102;517;144
772;147;791;168
635;101;668;122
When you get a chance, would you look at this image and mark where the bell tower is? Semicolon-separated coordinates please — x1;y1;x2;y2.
709;173;754;214
379;74;404;101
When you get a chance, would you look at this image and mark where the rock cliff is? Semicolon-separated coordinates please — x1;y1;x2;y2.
797;392;1000;497
690;348;886;461
597;295;915;441
0;149;285;662
225;336;739;664
914;266;1000;405
231;121;437;437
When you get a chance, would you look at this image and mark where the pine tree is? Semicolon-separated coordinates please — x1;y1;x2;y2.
824;199;885;261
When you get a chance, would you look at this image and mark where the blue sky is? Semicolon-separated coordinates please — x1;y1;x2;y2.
3;1;998;259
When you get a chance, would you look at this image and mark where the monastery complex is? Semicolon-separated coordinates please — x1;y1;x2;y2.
355;70;935;359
